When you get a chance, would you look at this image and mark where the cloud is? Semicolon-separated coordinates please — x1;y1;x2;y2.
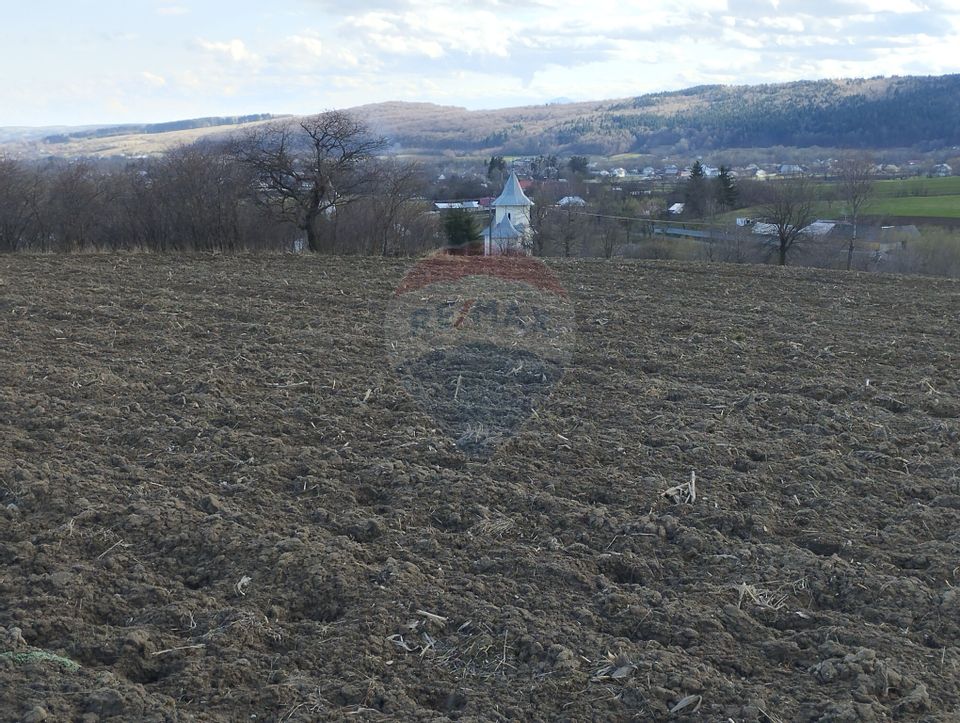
140;71;167;87
5;0;960;126
287;34;324;57
179;0;960;112
197;38;258;63
267;34;363;74
140;1;960;113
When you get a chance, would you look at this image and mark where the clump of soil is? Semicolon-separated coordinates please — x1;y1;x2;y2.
1;255;959;721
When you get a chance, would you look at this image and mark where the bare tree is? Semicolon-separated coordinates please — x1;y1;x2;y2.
155;143;254;252
0;158;36;252
527;187;554;256
234;111;386;252
331;167;437;257
558;205;581;258
45;160;109;251
369;160;428;256
760;176;818;266
837;155;875;270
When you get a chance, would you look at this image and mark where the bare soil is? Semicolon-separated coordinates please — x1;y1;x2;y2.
1;255;959;722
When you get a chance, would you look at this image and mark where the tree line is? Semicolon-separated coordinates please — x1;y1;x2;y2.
0;111;441;254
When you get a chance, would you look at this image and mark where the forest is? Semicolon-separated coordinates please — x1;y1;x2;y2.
362;75;960;157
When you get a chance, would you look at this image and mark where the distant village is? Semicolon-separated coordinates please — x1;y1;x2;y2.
429;153;956;263
432;155;955;215
506;156;954;183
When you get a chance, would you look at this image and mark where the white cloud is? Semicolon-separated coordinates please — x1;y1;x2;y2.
371;33;444;58
140;71;167;87
197;38;258;63
4;0;960;125
859;0;926;12
287;34;324;57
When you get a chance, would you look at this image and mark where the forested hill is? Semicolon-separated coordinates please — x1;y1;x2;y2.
1;75;957;159
604;75;960;152
357;74;960;156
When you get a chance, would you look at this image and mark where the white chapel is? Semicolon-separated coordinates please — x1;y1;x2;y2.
483;171;533;255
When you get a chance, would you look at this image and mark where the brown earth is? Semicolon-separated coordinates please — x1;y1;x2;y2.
1;255;959;722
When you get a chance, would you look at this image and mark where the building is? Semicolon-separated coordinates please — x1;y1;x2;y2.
483;171;533;255
434;200;482;211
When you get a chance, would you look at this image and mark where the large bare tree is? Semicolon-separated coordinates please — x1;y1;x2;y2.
234;111;386;252
760;176;818;266
837;156;875;270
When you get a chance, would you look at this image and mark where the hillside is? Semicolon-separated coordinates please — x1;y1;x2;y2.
2;255;959;720
357;75;960;156
41;114;280;144
1;74;958;159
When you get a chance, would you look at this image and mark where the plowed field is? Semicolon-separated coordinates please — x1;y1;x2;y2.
2;255;959;722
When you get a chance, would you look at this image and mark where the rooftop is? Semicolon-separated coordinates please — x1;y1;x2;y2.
493;171;533;208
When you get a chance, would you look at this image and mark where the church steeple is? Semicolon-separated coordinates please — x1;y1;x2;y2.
484;171;534;255
491;171;533;227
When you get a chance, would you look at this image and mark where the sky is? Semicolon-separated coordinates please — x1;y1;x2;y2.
2;0;960;127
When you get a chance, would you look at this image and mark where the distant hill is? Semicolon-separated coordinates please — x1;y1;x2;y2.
355;75;960;156
41;114;280;144
0;125;108;144
0;116;284;158
2;74;958;159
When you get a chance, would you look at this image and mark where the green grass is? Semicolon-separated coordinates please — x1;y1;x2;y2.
872;176;960;197
833;176;960;217
714;176;960;222
722;197;960;221
0;648;81;671
865;195;960;218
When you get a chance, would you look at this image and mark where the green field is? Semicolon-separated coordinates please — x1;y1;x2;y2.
872;175;960;197
865;194;960;218
862;176;960;218
717;175;960;221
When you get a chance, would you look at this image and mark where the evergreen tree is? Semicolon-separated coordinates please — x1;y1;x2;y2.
443;209;482;254
684;160;707;218
487;156;506;182
715;165;738;210
568;156;589;175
